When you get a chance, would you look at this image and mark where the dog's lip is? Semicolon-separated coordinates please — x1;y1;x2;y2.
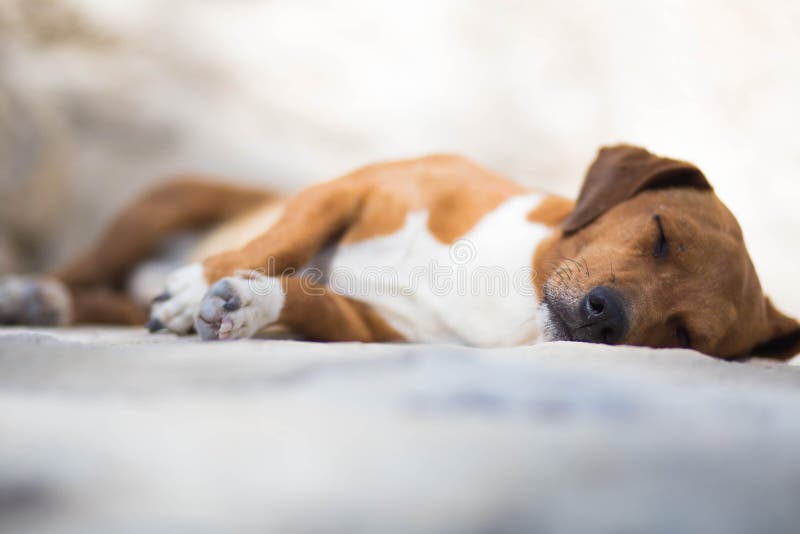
542;296;573;342
549;306;573;341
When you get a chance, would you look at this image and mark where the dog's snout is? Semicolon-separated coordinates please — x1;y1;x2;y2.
577;286;628;345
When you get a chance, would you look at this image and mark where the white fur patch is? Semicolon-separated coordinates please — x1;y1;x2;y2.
149;263;208;334
535;302;556;342
320;193;552;347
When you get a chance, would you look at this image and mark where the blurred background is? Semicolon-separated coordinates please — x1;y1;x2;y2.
1;0;798;316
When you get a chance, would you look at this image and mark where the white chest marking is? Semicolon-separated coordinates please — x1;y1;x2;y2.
323;193;552;347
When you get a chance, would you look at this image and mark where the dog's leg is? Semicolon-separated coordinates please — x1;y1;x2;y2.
202;179;364;281
149;179;366;335
0;178;272;327
194;274;401;342
57;178;274;289
0;274;164;327
0;276;148;326
70;288;150;325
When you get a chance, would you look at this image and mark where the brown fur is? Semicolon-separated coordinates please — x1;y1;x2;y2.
527;196;575;227
340;155;524;244
70;288;148;325
278;277;402;342
532;232;561;301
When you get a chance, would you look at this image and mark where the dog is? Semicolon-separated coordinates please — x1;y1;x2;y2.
1;144;798;360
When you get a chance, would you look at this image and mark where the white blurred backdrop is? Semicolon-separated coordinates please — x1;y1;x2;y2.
1;0;798;315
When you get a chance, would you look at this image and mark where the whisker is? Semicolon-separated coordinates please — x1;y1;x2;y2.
563;262;574;280
565;258;586;278
580;256;591;277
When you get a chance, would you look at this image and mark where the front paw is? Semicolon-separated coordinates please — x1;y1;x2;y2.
195;274;285;341
147;263;208;335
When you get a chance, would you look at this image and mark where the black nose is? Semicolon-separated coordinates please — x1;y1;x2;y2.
575;286;629;345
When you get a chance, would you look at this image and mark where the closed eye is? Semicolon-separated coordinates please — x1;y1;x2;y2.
653;214;669;258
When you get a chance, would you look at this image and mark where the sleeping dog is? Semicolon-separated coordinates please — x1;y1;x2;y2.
1;144;798;359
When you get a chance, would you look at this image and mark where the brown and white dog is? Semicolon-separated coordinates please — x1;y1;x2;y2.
1;145;798;360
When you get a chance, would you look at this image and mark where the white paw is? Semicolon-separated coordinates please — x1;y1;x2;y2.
0;275;72;326
146;263;208;335
194;273;285;341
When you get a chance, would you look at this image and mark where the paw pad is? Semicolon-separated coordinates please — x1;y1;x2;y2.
196;279;243;341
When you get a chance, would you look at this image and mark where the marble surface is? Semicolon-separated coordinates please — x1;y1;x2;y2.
1;327;800;533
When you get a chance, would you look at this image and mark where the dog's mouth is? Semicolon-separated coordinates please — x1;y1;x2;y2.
539;298;573;342
540;280;631;345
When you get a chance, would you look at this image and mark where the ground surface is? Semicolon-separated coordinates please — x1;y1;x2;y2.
1;327;800;534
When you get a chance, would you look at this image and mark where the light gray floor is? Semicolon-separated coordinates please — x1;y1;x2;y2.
1;327;800;534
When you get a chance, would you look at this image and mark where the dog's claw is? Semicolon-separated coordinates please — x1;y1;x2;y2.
223;294;241;311
145;318;165;333
151;291;171;304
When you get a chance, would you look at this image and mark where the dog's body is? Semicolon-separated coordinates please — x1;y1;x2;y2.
2;145;799;359
176;158;567;347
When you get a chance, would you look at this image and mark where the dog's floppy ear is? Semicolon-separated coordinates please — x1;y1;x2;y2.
752;299;800;360
562;144;712;234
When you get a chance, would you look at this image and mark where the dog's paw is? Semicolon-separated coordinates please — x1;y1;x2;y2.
146;263;208;335
0;275;72;326
194;273;285;341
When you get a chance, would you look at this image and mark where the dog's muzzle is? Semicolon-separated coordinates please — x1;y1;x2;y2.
542;286;629;345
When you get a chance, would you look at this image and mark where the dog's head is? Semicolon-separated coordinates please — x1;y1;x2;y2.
540;144;800;360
